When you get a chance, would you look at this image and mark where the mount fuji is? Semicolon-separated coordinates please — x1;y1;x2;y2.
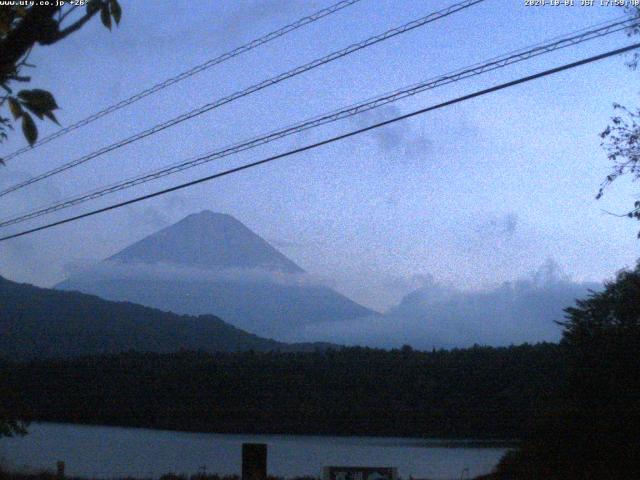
57;211;375;339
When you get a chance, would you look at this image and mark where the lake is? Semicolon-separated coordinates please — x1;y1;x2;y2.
0;423;511;480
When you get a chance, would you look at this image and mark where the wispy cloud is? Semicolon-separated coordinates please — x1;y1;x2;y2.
68;260;333;288
123;195;191;231
350;105;431;157
477;212;519;238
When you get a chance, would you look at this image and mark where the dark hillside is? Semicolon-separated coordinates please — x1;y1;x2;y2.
0;276;296;360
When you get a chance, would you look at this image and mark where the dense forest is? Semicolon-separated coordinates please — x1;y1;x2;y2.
1;343;562;440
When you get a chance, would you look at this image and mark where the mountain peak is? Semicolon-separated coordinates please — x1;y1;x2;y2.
109;211;303;273
57;212;375;339
185;210;232;221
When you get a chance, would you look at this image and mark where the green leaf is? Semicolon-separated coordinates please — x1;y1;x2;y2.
7;97;22;119
43;110;60;126
110;0;122;25
21;112;37;146
100;3;112;30
17;89;58;113
28;109;44;120
86;0;100;15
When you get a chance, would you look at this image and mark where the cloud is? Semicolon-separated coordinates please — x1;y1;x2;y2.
111;0;313;53
377;273;445;307
382;272;443;293
222;0;305;34
68;260;332;289
477;212;519;238
502;213;518;235
123;195;191;231
286;260;599;348
350;105;431;157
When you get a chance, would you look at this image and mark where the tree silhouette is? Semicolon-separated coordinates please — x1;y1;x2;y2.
491;263;640;479
597;6;640;232
0;1;122;158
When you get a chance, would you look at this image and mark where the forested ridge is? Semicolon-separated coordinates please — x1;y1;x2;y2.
0;276;335;359
1;343;563;439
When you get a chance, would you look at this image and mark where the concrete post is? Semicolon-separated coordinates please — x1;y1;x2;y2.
242;443;267;480
56;461;65;480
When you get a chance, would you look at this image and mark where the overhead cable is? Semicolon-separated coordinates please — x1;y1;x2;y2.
0;0;484;198
0;0;363;163
1;16;634;229
2;41;638;242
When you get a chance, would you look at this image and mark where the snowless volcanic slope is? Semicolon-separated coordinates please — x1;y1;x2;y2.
58;211;374;339
110;211;304;273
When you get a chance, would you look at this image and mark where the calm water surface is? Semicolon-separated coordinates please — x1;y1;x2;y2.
0;423;510;480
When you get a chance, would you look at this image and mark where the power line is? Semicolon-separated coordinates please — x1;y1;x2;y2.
0;0;362;163
1;17;635;229
0;0;484;198
1;42;637;243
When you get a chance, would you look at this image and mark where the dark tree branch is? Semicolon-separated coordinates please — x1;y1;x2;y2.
58;6;78;25
0;4;101;80
53;9;99;43
0;1;117;148
0;6;60;78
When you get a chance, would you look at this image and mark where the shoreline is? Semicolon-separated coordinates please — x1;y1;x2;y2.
18;420;521;449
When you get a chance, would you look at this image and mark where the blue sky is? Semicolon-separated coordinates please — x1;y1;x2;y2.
1;0;640;311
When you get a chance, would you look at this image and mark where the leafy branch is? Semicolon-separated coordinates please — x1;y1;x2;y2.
0;0;122;160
